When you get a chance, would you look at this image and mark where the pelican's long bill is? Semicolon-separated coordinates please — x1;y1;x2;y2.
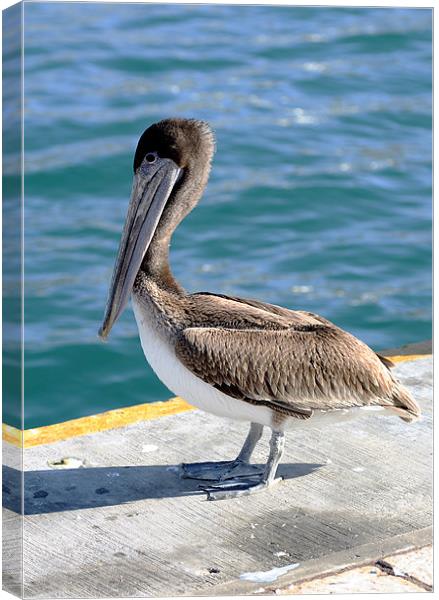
99;158;182;339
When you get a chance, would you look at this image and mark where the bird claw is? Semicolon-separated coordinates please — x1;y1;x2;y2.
179;460;263;482
201;476;283;501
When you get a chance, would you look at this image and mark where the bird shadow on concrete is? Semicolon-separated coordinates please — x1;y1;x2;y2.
3;462;323;515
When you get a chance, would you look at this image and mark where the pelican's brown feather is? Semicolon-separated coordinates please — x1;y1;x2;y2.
376;353;395;369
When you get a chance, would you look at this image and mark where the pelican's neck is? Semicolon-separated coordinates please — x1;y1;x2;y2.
140;178;196;295
140;154;212;295
140;229;184;294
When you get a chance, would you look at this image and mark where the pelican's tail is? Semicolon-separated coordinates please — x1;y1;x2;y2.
386;383;421;423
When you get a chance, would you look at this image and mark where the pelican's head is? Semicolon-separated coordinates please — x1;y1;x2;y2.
99;118;215;339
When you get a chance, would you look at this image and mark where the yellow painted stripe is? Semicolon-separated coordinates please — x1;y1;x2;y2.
2;423;24;447
3;397;193;448
385;354;429;364
2;353;430;448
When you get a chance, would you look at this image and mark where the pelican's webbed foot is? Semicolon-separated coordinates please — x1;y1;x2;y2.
179;422;264;482
180;459;263;482
201;475;282;500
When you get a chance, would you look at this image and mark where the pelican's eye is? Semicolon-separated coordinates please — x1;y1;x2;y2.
145;153;157;164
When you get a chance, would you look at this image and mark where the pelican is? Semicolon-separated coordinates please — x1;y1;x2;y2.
99;118;420;500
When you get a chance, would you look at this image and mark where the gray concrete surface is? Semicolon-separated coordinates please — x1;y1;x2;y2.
2;439;22;598
2;357;432;597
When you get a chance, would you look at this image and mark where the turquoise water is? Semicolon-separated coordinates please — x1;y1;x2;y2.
9;3;433;428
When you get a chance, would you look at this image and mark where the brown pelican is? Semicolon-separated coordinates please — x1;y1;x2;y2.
99;118;421;500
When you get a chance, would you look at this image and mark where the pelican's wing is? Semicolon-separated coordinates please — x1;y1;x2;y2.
175;323;418;420
193;292;334;326
193;292;395;369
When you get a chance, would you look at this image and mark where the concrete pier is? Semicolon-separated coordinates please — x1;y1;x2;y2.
2;352;432;597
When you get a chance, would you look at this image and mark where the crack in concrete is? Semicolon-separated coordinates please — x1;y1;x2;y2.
375;558;432;592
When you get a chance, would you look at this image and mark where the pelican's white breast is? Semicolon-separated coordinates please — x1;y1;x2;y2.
132;296;274;428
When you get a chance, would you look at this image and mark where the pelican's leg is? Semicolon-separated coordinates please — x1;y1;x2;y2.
235;422;264;463
180;423;264;481
202;429;285;500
